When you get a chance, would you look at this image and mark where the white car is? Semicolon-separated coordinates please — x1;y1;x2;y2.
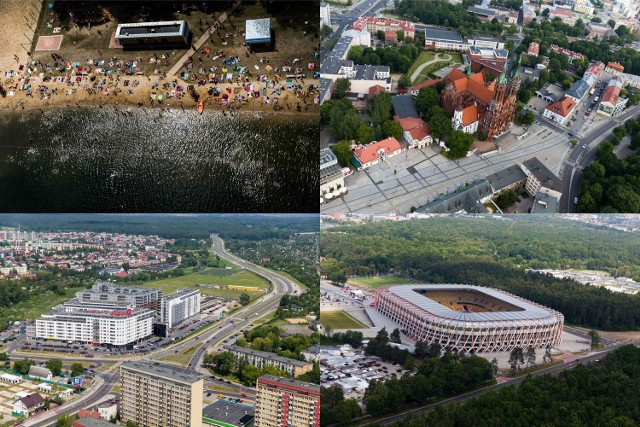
574;197;579;204
582;144;586;148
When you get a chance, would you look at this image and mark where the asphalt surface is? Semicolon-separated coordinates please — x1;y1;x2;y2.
11;236;301;426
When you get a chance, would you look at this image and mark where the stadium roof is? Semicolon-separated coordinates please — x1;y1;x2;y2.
387;284;554;322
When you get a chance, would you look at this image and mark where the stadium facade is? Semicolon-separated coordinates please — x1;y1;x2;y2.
374;284;564;353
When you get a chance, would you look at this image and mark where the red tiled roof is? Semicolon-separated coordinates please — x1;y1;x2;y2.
607;62;624;72
385;31;398;39
368;85;386;98
447;69;494;104
546;96;576;117
77;409;100;420
528;42;539;55
411;79;442;91
393;115;426;131
550;9;572;17
354;137;401;164
602;83;620;105
461;105;478;126
408;124;431;141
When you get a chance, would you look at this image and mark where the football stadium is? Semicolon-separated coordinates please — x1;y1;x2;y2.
374;284;564;353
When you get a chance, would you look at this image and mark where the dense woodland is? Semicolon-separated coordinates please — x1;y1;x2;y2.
0;214;318;240
321;217;640;330
321;328;494;426
579;119;640;213
396;345;640;427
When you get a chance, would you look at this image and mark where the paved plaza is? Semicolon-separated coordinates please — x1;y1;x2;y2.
322;124;572;214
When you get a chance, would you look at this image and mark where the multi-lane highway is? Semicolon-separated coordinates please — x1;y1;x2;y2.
12;235;302;426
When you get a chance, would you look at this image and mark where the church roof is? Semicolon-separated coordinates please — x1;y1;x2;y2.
461;105;478;126
447;69;495;104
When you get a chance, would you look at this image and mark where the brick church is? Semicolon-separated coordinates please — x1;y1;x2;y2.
440;64;520;140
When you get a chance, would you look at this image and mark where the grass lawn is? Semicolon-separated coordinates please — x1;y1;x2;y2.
197;267;241;277
142;270;270;293
161;343;203;365
351;276;415;288
407;51;436;79
321;311;367;330
413;60;451;85
0;287;81;325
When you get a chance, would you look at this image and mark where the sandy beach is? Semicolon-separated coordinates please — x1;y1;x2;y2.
0;0;320;115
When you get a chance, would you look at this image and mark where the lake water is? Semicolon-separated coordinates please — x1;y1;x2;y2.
0;108;318;212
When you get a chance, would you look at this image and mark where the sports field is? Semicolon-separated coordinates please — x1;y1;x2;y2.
321;311;367;330
350;276;415;288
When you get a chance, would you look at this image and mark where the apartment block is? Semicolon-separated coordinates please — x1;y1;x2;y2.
227;345;313;377
34;301;153;346
254;375;320;427
120;361;203;427
161;289;201;328
77;281;162;310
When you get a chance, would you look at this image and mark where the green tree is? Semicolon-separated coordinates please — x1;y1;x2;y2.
589;330;600;348
376;30;385;40
320;24;333;38
522;110;535;125
607;18;616;28
333;78;351;100
348;45;364;64
239;293;250;306
331;140;353;167
55;414;74;427
495;190;518;210
428;113;453;139
591;16;602;23
70;362;84;378
446;130;474;159
526;346;536;369
415;87;440;115
13;358;35;375
45;359;63;376
398;75;411;89
382;120;403;140
212;352;236;375
333;399;362;426
371;92;393;126
357;123;375;144
390;328;401;343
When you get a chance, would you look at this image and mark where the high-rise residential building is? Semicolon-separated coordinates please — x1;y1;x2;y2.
160;289;201;328
120;362;203;427
33;301;153;346
77;281;162;310
320;2;331;27
254;375;320;427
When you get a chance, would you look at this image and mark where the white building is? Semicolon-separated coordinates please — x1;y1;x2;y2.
543;96;576;125
466;34;505;50
35;301;154;346
573;1;594;15
160;289;201;328
28;366;52;381
598;77;627;117
320;2;331;28
320;148;347;204
520;158;563;202
424;27;466;51
452;106;479;134
0;373;22;384
98;401;118;420
12;393;45;418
